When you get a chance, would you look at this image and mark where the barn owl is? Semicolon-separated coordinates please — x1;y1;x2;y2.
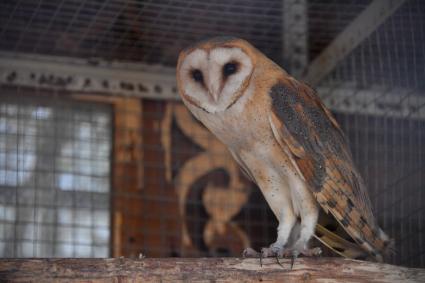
176;37;393;266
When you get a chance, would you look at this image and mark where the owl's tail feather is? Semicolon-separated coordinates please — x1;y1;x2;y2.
377;227;396;260
314;223;395;262
314;224;368;259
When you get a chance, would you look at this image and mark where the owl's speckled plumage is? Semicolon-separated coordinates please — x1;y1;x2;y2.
176;37;393;262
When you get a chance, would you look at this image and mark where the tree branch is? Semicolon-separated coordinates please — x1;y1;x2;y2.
1;257;424;283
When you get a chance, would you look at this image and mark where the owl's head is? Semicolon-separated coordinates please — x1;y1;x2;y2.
177;37;258;113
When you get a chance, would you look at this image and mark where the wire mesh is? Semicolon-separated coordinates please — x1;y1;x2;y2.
0;0;424;269
317;0;425;267
0;89;111;257
0;0;283;66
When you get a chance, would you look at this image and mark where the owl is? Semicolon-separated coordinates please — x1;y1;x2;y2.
176;37;393;266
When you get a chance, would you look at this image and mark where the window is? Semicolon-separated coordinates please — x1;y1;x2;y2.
0;93;112;257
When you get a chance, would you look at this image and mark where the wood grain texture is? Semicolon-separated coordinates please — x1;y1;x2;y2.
1;258;424;283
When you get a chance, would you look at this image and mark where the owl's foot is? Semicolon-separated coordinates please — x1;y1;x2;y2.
241;247;280;267
260;246;322;269
242;246;321;268
283;247;322;269
243;244;289;267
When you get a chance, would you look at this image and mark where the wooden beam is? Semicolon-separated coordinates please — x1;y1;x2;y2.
112;97;144;258
1;258;424;282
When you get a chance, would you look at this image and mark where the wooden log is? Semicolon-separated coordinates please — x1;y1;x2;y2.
1;258;424;283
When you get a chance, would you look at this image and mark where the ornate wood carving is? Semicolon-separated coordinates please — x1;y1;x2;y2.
161;103;251;256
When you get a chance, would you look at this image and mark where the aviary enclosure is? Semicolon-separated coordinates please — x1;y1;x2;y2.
0;0;424;277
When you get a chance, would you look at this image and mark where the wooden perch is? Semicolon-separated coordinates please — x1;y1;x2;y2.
1;257;424;283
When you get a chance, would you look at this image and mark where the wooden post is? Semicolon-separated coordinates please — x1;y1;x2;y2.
1;258;424;282
112;97;144;258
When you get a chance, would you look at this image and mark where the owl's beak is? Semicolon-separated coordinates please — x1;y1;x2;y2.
205;67;220;102
208;89;219;102
207;81;220;102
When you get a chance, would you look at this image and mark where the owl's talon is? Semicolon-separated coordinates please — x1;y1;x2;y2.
241;247;263;267
242;246;321;269
270;246;322;269
290;250;300;269
275;254;284;268
258;245;288;268
290;254;296;269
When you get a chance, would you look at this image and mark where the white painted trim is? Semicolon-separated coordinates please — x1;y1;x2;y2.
0;52;179;100
318;85;425;120
1;52;423;119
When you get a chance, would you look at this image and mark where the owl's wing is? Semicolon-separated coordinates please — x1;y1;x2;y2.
229;149;256;182
268;79;389;260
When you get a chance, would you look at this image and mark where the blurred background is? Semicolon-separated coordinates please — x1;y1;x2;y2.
0;0;424;268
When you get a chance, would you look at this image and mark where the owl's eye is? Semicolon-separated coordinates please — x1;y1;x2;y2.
223;62;238;77
191;69;203;83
